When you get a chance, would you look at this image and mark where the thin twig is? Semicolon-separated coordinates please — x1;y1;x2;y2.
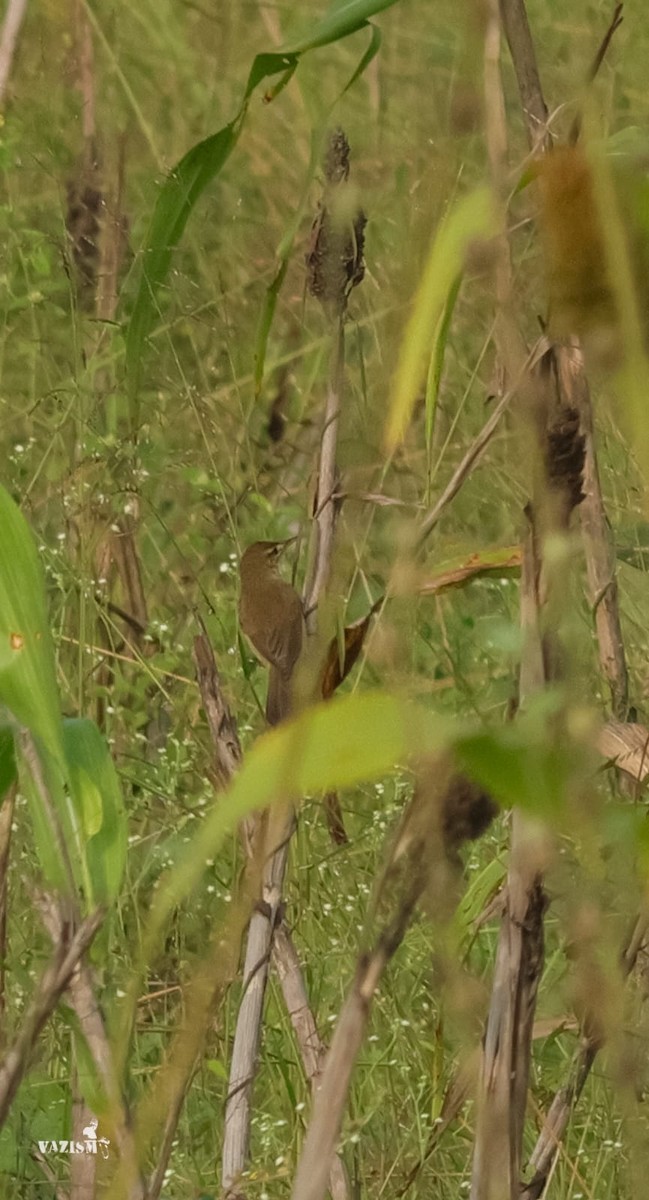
416;339;547;546
193;616;244;789
569;3;624;144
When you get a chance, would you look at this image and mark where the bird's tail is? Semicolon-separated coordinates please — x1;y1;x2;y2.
266;667;293;726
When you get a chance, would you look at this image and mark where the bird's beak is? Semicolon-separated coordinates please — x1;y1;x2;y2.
278;536;298;554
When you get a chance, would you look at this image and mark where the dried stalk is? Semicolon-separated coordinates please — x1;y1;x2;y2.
501;0;628;716
191;621;348;1197
223;132;361;1196
193;618;244;790
470;7;554;1195
496;1;631;1190
0;0;27;106
304;317;345;623
222;811;294;1196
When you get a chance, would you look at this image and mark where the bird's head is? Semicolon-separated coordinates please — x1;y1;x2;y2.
240;539;296;576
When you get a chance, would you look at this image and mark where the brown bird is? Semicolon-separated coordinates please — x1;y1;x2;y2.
238;540;304;726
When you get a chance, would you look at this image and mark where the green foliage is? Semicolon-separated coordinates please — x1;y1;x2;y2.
0;483;62;760
386;186;495;448
5;0;649;1195
125;0;398;397
62;718;128;905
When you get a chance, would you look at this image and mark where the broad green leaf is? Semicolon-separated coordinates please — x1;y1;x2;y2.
125;0;398;397
63;718;128;906
385;186;495;448
137;691;452;1000
455;723;574;823
0;485;62;761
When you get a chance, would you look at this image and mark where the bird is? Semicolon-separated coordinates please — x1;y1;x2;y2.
238;540;304;726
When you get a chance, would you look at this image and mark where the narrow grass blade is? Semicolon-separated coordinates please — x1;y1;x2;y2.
385;186;495;450
425;271;461;465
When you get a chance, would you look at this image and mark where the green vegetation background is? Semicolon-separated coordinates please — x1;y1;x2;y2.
2;0;649;1195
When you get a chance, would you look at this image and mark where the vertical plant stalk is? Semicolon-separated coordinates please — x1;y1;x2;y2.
0;0;27;106
556;344;628;715
223;129;364;1196
222;813;294;1198
304;316;345;624
494;1;631;1191
500;0;628;717
191;628;348;1198
471;7;555;1196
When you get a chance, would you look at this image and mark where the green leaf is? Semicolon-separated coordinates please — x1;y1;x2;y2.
63;718;128;905
143;691;452;975
125;120;240;397
0;484;62;761
282;0;398;52
455;719;574;824
385;186;495;448
205;1058;228;1080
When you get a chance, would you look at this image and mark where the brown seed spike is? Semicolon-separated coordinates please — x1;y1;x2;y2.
545;405;586;517
324;128;351;184
306;128;366;315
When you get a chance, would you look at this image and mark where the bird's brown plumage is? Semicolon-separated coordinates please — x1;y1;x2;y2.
238;541;304;725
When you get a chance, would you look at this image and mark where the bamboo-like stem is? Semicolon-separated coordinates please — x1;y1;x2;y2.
192;621;348;1200
470;8;551;1196
500;0;628;716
